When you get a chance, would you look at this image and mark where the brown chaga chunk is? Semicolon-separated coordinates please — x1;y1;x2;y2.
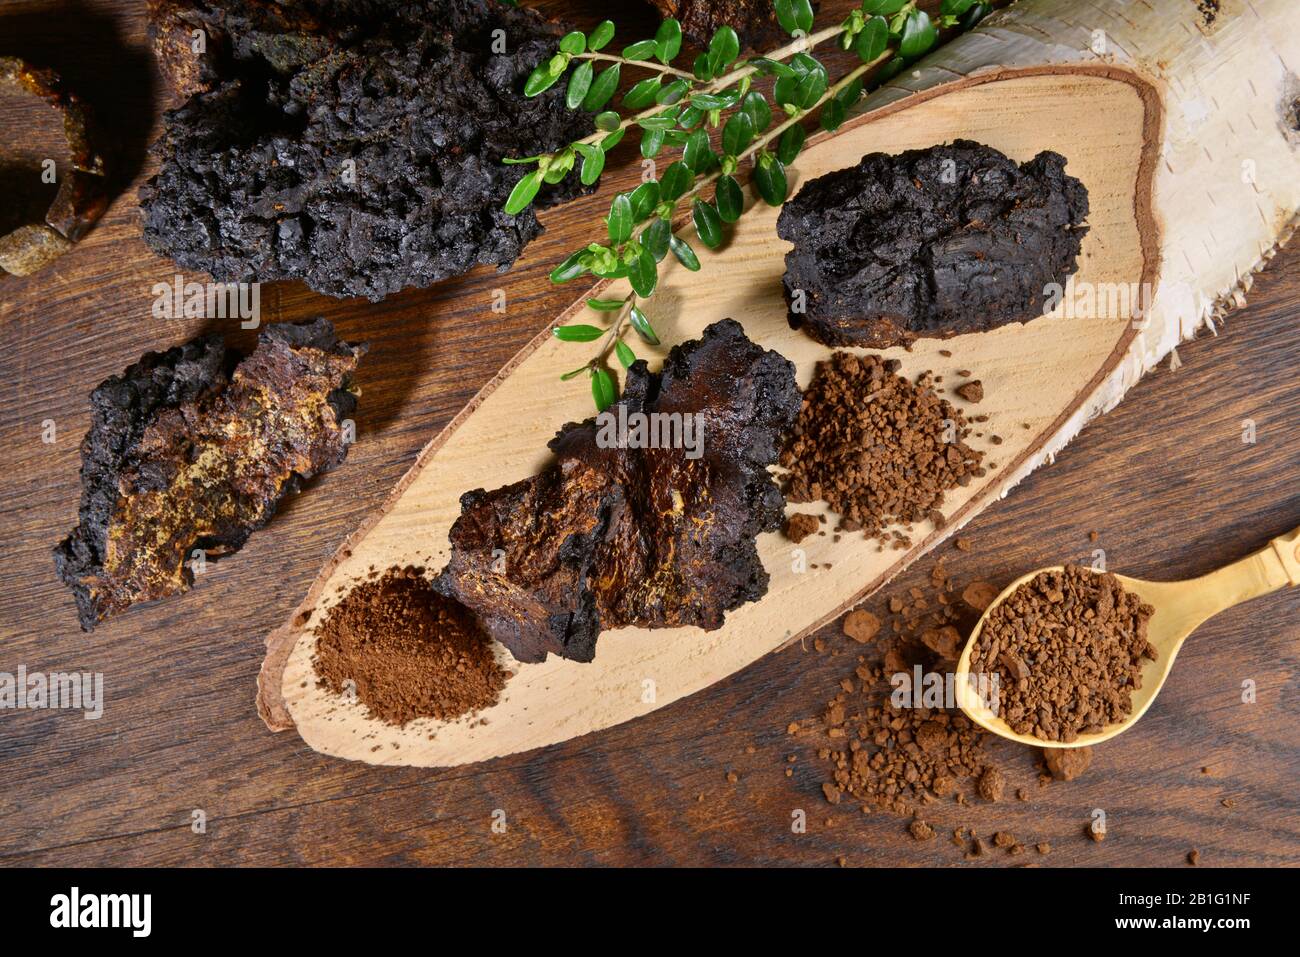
436;319;801;663
1044;745;1093;781
842;609;881;644
777;140;1089;347
646;0;800;49
784;512;820;543
977;766;1005;802
54;320;365;630
139;0;594;301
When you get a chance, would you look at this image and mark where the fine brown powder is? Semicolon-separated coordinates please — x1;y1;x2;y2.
780;353;984;541
971;564;1156;742
313;565;508;726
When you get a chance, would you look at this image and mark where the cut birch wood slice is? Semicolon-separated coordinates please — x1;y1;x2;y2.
257;0;1300;766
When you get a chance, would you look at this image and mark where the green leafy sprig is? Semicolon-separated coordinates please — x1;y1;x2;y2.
507;0;992;410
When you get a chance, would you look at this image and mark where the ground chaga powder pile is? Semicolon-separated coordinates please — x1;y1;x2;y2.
971;564;1156;742
313;566;507;726
807;562;997;817
780;353;984;541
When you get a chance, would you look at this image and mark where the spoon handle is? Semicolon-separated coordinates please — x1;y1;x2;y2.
1268;525;1300;587
1184;525;1300;623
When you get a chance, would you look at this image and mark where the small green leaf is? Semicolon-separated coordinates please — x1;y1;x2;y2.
837;77;864;110
549;249;588;283
862;0;908;13
561;364;591;381
642;217;671;262
637;110;680;131
715;175;743;222
553;324;604;342
559;31;586;55
754;152;788;205
640;128;664;158
692;199;723;248
501;154;541;165
721;111;754;156
615;339;637;369
504;169;542;214
595;110;622;131
586;297;626;311
591;366;617;411
600;127;626;151
623;76;663;110
628;244;658;297
741;91;772;133
628;181;661;220
542;148;575;183
608;193;633;245
750;57;795;78
587;20;616;51
693;52;715;82
776;124;806;165
524;63;561;97
654;18;683;64
708;25;740;69
622;39;657;61
582;63;620;111
629;305;661;344
566;60;593;110
660;161;694;201
820;99;846;132
795;72;828;109
962;2;993;28
575;142;605;186
656;78;690;105
682;129;713;173
668;235;700;271
792;0;815;32
678;104;704;129
689;89;740;111
855;15;889;62
899;10;938;58
773;0;800;35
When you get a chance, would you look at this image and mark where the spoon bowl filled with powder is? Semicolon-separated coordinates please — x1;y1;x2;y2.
955;526;1300;748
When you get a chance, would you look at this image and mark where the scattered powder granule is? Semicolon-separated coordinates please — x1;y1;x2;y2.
910;818;936;841
1044;746;1093;781
978;767;1005;802
842;609;882;643
313;565;508;726
784;512;821;543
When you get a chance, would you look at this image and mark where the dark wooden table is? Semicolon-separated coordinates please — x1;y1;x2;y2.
1;0;1296;868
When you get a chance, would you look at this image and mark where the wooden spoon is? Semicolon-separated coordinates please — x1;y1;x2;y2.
955;527;1300;749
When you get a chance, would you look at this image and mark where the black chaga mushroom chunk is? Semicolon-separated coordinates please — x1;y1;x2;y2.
54;320;365;631
139;0;595;302
776;140;1090;348
436;319;801;663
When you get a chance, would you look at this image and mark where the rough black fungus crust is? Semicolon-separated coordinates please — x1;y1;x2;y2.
140;0;594;301
54;319;364;631
436;319;801;664
777;140;1090;347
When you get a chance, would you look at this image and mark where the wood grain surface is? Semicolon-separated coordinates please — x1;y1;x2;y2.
1;0;1296;867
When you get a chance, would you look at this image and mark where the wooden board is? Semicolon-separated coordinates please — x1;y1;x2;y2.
0;0;1296;868
262;69;1158;765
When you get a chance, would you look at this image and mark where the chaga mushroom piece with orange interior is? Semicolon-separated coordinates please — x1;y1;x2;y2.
54;319;365;630
435;319;801;663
